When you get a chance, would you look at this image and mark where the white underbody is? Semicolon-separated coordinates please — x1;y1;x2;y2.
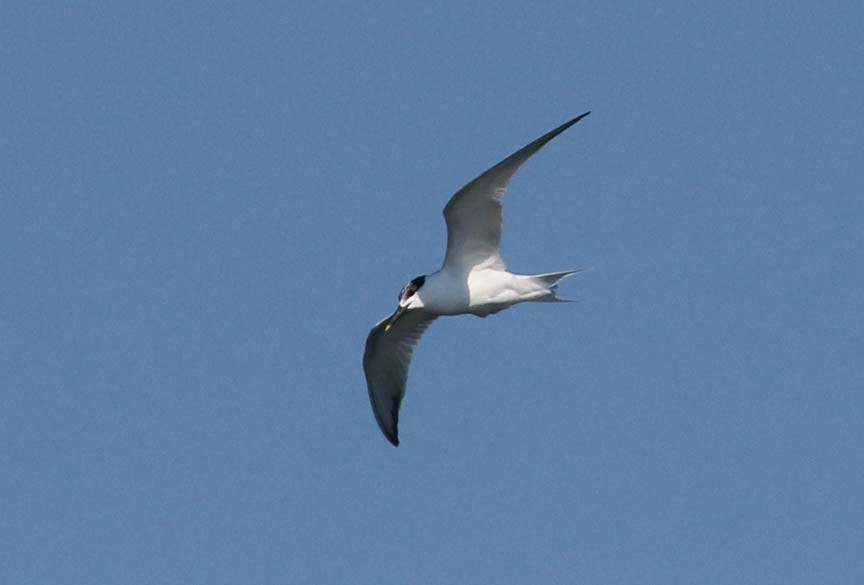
418;267;558;317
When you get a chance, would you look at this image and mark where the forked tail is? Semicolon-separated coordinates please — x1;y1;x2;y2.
530;269;586;302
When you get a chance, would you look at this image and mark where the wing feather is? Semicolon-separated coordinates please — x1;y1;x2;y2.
363;310;436;446
442;112;590;271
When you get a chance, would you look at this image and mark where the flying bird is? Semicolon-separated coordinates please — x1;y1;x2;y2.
363;112;590;446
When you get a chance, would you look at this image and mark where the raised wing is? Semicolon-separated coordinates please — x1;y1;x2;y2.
442;112;590;271
363;309;437;446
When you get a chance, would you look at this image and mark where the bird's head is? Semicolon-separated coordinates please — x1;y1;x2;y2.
385;275;426;331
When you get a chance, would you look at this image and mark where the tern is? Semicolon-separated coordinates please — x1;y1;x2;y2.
363;112;590;446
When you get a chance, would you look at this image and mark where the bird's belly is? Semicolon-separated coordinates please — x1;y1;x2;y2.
465;270;542;316
422;269;546;317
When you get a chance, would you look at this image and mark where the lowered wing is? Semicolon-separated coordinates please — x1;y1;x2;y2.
363;309;437;446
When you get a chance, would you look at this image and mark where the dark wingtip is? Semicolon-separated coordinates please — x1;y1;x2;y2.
565;111;591;127
531;111;592;149
385;400;400;446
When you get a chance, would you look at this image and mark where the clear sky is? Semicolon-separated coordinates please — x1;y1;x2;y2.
2;2;862;584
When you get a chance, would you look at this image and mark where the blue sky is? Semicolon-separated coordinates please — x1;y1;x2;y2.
2;2;862;584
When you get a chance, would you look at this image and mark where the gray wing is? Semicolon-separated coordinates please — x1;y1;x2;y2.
442;112;590;271
363;310;437;446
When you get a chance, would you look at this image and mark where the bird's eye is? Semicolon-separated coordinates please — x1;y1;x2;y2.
400;278;422;301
